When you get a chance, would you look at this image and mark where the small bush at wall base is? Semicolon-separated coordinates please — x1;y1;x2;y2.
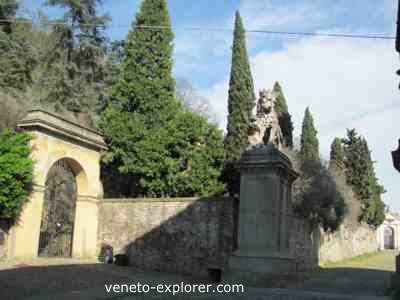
114;254;129;266
0;129;33;221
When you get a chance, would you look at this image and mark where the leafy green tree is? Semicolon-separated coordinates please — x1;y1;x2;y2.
329;137;345;171
293;159;346;232
224;11;255;160
300;107;319;162
99;0;225;197
159;110;225;196
100;107;225;198
273;81;293;148
0;130;33;221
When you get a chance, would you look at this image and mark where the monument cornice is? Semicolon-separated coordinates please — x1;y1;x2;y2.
18;110;108;151
232;144;299;181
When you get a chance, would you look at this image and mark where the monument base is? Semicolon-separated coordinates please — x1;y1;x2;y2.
223;254;296;287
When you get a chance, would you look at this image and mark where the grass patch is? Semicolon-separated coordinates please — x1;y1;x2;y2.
320;251;381;268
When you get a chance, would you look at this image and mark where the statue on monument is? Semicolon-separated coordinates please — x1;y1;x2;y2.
248;88;283;149
223;88;298;286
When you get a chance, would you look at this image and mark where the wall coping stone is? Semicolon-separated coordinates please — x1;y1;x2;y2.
102;196;232;203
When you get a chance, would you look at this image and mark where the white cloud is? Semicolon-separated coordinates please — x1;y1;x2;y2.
202;35;400;210
239;0;320;31
173;0;322;78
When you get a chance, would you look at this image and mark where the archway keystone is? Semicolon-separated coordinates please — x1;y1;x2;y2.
8;110;107;259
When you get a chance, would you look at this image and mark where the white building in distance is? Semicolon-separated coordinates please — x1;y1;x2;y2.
377;212;400;250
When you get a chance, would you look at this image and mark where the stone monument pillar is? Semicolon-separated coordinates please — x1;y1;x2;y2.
223;143;299;286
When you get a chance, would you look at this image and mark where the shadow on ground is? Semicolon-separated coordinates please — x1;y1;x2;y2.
0;261;394;300
0;262;211;300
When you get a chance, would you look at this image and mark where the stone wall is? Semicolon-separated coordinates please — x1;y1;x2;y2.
0;222;7;260
288;216;318;271
98;197;235;278
318;222;378;263
98;197;378;277
288;217;378;268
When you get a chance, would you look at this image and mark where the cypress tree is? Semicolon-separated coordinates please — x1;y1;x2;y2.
343;129;370;200
110;0;179;127
343;129;386;227
98;0;225;197
300;107;319;162
329;137;345;171
273;81;293;148
224;10;255;161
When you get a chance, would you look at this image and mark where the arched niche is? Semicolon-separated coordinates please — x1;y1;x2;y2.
384;226;395;249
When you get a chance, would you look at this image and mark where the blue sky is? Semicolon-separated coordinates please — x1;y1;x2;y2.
20;0;400;211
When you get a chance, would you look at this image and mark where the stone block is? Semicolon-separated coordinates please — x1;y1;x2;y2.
223;254;296;286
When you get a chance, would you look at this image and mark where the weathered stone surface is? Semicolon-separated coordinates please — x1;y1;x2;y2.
223;144;298;286
318;223;378;263
248;89;283;149
98;197;235;278
288;216;318;271
288;217;378;269
98;195;377;277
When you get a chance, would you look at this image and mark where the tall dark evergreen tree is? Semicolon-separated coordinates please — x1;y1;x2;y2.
359;138;385;227
98;0;225;197
0;1;36;92
329;137;345;171
109;0;178;127
224;11;255;161
343;129;370;200
343;129;385;227
273;81;293;148
300;107;319;162
39;0;109;122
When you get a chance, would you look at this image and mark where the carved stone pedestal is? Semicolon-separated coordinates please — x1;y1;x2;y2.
223;144;298;287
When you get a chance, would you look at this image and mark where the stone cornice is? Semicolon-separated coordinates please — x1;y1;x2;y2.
101;196;232;204
18;110;107;151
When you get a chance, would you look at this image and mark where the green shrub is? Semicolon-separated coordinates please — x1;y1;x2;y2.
99;107;225;197
0;130;33;221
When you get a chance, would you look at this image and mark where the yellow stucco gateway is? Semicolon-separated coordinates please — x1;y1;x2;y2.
7;110;107;259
